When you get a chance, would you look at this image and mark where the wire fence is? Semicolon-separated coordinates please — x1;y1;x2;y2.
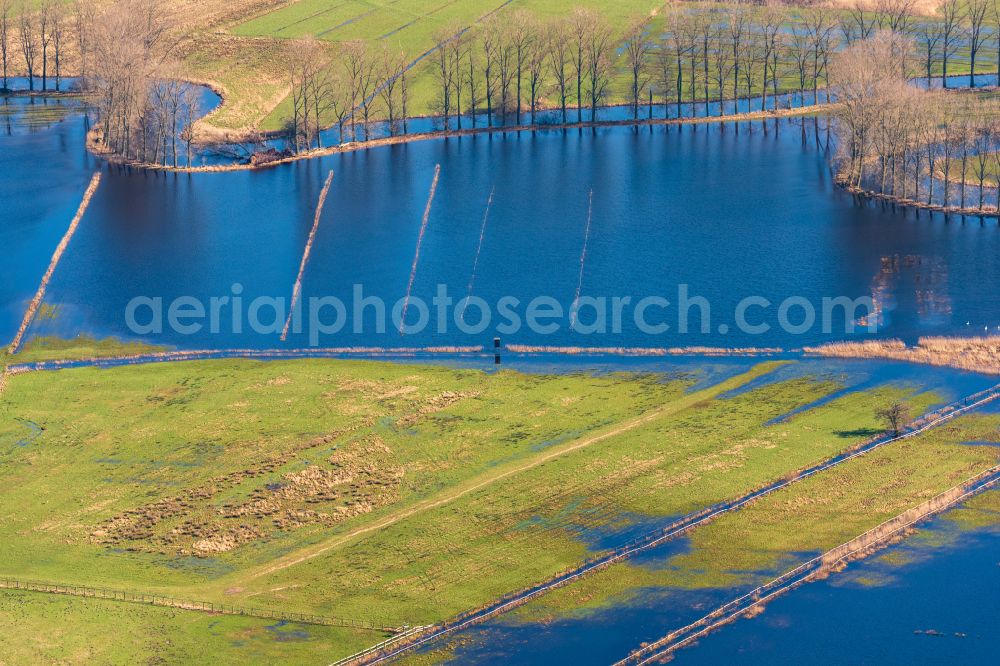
0;578;400;634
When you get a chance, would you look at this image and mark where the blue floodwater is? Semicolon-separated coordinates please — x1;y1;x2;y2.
6;112;998;352
0;95;97;341
674;508;1000;666
429;494;1000;665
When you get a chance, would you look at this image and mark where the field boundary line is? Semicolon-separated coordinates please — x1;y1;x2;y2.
0;577;400;633
8;172;102;354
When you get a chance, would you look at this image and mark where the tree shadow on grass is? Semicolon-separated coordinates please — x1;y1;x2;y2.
834;428;883;438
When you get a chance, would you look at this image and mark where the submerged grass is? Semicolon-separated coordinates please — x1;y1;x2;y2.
13;335;170;363
506;412;1000;625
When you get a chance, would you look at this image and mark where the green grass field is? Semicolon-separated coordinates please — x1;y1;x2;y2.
452;412;1000;639
3;343;986;663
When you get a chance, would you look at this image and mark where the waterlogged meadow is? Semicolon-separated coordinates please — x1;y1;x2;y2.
1;351;998;662
414;412;1000;665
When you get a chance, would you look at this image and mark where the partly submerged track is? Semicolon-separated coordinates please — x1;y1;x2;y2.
349;382;1000;665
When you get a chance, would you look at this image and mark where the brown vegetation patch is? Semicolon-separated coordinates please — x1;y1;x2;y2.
806;336;1000;374
89;428;397;555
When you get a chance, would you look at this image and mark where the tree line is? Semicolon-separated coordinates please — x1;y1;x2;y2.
6;0;1000;165
832;30;1000;212
281;0;1000;153
0;0;68;92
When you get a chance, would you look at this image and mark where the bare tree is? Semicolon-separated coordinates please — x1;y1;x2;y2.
654;21;676;116
829;31;913;186
739;31;764;113
790;29;811;105
38;0;52;90
526;20;545;125
570;7;595;122
546;17;571;123
667;9;693;117
727;1;748;104
51;2;64;90
712;21;734;116
73;0;94;81
803;6;836;105
481;17;500;126
86;0;175;159
342;40;374;141
622;15;651;121
286;38;324;152
0;0;10;90
495;19;515;124
965;0;989;88
583;11;613;121
511;9;534;124
846;0;878;43
758;4;784;112
876;401;910;435
937;0;961;88
916;20;944;83
378;46;407;136
17;8;36;91
877;0;917;34
445;28;467;129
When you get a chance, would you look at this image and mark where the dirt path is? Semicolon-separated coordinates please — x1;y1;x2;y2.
230;362;782;585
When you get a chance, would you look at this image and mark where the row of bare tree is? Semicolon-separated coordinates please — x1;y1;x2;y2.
0;0;68;92
283;0;1000;153
832;30;1000;212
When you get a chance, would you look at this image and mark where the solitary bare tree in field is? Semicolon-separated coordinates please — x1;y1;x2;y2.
877;402;910;435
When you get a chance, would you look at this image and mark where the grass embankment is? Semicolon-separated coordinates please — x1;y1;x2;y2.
0;351;949;662
12;335;171;364
501;412;1000;627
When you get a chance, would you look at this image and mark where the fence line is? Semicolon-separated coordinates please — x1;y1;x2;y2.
0;577;400;634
